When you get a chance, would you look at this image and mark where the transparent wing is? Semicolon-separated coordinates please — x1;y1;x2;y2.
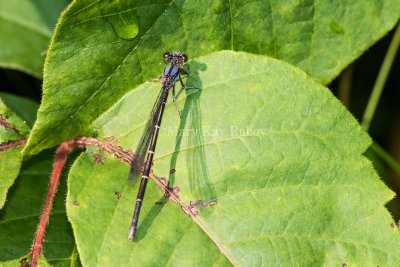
128;88;163;184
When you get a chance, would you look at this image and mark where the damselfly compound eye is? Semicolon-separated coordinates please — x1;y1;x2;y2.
181;54;188;62
163;52;171;61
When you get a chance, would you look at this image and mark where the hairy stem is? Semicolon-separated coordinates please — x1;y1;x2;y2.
25;136;214;265
0;140;27;151
0;114;24;138
30;141;75;267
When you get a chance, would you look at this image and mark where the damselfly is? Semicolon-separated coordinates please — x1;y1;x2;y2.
128;52;189;240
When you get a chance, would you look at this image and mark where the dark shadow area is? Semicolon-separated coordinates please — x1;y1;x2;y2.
0;69;42;102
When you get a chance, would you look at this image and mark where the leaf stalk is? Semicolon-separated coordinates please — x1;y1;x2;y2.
362;23;400;130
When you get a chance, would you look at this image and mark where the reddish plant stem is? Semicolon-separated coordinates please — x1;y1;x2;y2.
25;135;212;266
74;136;135;163
0;140;27;151
0;114;24;138
30;141;75;267
74;136;204;214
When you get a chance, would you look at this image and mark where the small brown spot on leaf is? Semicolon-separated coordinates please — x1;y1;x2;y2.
104;136;115;142
169;168;176;174
94;154;106;164
111;137;122;145
158;177;168;186
73;201;80;206
191;199;217;207
209;200;217;206
126;149;134;157
341;263;347;267
115;192;122;200
155;199;166;205
186;204;199;216
172;187;180;194
390;223;395;228
19;258;29;267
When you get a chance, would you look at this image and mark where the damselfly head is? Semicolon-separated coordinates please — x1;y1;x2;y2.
164;52;188;65
163;52;172;61
181;54;188;63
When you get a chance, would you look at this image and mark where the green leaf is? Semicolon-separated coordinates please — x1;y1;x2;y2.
0;98;30;208
0;256;54;267
24;0;400;155
0;148;23;209
98;0;139;40
0;151;81;266
67;51;400;265
0;92;39;128
0;100;30;142
67;155;232;266
0;0;69;77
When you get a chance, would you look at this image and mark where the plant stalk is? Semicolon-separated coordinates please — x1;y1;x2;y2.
30;141;75;267
362;23;400;130
370;141;400;178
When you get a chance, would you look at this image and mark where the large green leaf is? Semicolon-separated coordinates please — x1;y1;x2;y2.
0;0;70;77
67;51;400;266
68;155;230;266
0;98;30;208
24;0;400;155
0;151;81;266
